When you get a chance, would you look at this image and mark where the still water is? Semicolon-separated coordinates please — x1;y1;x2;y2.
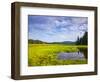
57;52;86;60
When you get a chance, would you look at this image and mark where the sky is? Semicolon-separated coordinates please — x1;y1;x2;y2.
28;15;88;42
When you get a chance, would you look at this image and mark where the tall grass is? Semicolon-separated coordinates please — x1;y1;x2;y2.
28;44;87;66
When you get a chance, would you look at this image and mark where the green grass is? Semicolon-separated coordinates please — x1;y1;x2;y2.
28;44;87;66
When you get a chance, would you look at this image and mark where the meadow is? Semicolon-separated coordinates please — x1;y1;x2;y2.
28;44;87;66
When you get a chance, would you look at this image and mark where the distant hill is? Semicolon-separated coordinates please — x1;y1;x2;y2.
28;39;75;44
50;41;75;44
62;41;75;44
28;39;47;44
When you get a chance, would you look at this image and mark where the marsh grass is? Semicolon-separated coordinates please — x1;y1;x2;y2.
28;44;87;66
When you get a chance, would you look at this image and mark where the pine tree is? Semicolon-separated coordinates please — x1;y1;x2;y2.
76;32;88;45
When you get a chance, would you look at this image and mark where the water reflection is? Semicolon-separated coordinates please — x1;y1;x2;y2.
78;48;88;59
57;52;86;60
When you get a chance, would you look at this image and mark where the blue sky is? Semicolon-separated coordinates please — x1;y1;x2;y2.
28;15;88;42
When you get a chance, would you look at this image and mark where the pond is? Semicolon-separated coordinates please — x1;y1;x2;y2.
57;52;86;60
57;47;87;60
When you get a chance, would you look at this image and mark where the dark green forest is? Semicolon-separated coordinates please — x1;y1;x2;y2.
76;32;88;45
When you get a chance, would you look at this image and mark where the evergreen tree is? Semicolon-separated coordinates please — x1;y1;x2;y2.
76;32;88;45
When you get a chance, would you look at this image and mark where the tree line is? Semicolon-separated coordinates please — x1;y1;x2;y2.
76;32;88;45
28;32;88;45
